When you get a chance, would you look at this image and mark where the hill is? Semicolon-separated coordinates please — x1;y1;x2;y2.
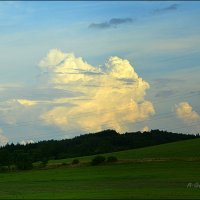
49;137;200;164
0;133;200;199
0;129;199;169
111;137;200;160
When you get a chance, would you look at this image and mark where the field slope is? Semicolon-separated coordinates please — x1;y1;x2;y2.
49;137;200;164
109;137;200;160
0;138;200;199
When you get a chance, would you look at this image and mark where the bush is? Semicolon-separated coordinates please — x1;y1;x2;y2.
16;160;33;170
72;159;79;165
107;156;118;163
91;155;106;166
41;158;48;167
61;162;67;166
0;166;8;172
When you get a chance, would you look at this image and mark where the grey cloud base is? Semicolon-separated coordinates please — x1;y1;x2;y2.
89;18;133;29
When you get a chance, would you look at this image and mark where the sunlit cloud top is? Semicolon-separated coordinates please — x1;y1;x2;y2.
39;49;155;133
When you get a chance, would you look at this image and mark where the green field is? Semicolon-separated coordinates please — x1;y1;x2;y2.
49;138;200;164
1;138;200;199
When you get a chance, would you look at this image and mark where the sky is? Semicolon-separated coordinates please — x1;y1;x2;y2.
0;1;200;145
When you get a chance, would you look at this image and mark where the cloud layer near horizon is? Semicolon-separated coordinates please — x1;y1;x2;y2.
39;49;155;133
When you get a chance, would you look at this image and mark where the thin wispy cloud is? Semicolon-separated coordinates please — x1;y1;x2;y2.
89;17;133;29
153;4;179;14
155;90;176;98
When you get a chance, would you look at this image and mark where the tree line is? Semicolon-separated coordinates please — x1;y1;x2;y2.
0;129;199;170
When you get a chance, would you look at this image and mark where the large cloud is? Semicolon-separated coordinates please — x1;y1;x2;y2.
40;49;155;133
176;102;200;123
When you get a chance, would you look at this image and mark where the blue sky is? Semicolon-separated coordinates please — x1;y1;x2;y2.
0;1;199;145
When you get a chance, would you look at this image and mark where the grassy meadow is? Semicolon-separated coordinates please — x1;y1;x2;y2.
48;138;200;164
0;138;200;199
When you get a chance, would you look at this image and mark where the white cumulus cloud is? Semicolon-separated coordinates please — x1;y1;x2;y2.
176;102;200;123
40;49;155;133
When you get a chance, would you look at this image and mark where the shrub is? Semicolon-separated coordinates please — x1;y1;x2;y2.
107;156;118;163
41;158;48;167
16;160;33;170
61;162;67;166
72;159;80;165
91;155;106;166
0;166;8;172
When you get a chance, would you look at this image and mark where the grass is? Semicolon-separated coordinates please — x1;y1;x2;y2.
0;161;200;199
49;138;200;164
0;138;200;199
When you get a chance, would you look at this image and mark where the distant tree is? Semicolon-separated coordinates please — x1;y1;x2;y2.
0;149;12;167
61;162;67;166
72;159;80;165
0;166;8;172
14;151;33;170
91;155;106;166
107;156;118;163
41;157;48;168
